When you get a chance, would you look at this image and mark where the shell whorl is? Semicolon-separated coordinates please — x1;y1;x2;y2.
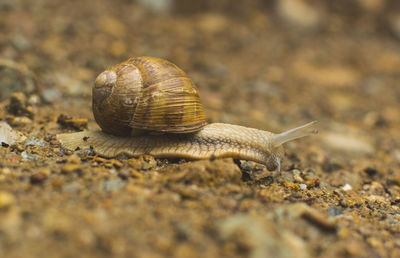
92;57;207;136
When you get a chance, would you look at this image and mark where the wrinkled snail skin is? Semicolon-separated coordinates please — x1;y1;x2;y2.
56;56;318;171
56;121;318;171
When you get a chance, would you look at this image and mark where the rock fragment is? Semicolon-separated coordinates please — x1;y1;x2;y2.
0;191;15;209
57;114;88;130
0;122;25;145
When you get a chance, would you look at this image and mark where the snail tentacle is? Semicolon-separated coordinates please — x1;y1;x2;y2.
272;121;318;147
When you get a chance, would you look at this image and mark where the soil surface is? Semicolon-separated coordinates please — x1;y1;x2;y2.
1;0;400;257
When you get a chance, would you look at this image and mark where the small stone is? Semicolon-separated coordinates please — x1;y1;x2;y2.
342;184;352;191
322;132;374;155
40;88;62;104
130;169;144;179
169;185;198;199
197;13;229;34
255;176;274;186
24;137;45;147
0;122;25;145
11;34;30;50
292;169;304;183
7;92;34;118
57;114;88;130
28;95;40;105
7;116;33;126
97;16;127;38
299;184;307;190
277;203;337;231
322;158;344;172
363;112;386;127
63;182;83;193
111;160;123;168
0;191;15;208
364;167;378;177
30;173;48;185
67;154;81;164
61;164;82;174
328;206;343;217
389;14;400;40
100;178;126;192
218;214;309;258
37;168;51;176
0;60;36;100
366;194;388;204
0;168;11;174
21;150;41;161
357;0;385;12
127;155;156;170
137;0;172;14
367;237;382;248
276;0;323;30
117;170;130;180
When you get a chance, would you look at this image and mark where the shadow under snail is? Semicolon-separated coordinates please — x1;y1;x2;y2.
57;56;317;171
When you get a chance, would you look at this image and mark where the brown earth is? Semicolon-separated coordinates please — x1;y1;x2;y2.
0;0;400;257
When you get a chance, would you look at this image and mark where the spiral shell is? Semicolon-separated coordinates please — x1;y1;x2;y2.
92;57;207;136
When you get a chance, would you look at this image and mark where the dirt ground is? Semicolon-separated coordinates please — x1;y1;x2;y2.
0;0;400;257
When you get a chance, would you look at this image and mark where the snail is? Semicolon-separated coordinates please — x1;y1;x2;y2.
57;57;317;171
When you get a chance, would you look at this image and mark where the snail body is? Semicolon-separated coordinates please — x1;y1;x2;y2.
57;57;317;170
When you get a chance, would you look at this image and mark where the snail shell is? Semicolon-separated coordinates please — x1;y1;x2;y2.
92;57;206;136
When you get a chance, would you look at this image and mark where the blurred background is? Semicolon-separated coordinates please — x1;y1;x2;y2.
1;1;400;257
1;0;400;161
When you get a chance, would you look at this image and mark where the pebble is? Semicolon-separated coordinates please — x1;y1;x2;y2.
7;116;33;126
356;0;385;12
0;168;11;174
137;0;172;14
130;169;144;179
292;169;304;183
299;184;307;190
127;155;157;170
389;13;400;40
218;214;308;258
363;167;378;177
30;173;48;185
21;151;41;161
276;0;322;30
247;80;283;98
57;114;88;130
61;164;82;174
321;132;374;155
0;63;36;101
0;191;15;208
342;184;353;191
328;206;343;217
7;92;34;118
274;203;337;232
0;121;25;145
40;88;62;103
294;62;360;88
24;137;46;147
97;16;127;38
100;178;126;192
197;13;229;34
67;154;81;164
12;34;31;50
63;182;83;193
